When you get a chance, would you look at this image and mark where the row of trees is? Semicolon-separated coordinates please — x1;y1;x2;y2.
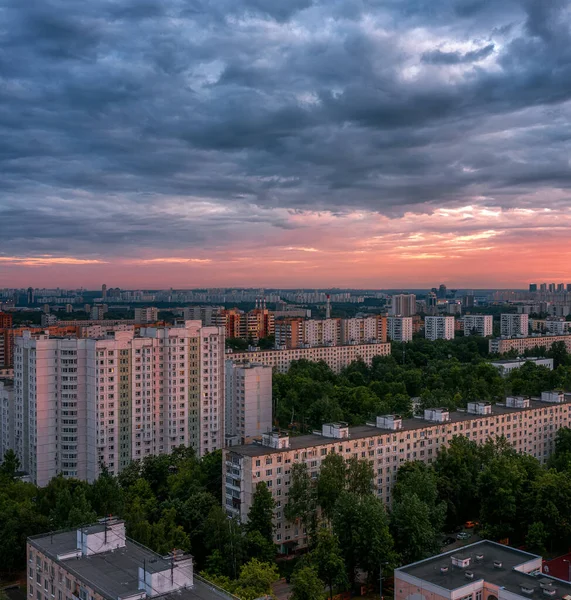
273;339;571;431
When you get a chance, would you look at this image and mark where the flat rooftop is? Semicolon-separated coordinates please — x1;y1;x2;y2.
228;397;571;457
29;531;233;600
397;540;571;600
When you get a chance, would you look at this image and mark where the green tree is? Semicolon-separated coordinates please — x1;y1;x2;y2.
0;449;20;479
246;482;275;543
285;463;317;537
346;456;374;496
316;453;346;518
526;521;548;555
234;559;279;600
548;428;571;472
332;491;396;584
391;494;441;563
311;527;347;599
290;565;324;600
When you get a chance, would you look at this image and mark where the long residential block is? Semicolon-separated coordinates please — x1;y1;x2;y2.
489;334;571;354
227;342;391;374
224;392;571;552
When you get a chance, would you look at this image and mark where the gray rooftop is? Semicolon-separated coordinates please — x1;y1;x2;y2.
397;540;571;600
29;531;234;600
228;397;571;457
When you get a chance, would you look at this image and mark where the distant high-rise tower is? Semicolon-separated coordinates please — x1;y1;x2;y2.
438;284;447;299
325;295;331;319
529;284;537;292
26;287;34;305
540;283;547;292
549;283;556;293
101;284;107;299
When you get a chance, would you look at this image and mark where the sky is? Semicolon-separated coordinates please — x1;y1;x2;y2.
1;0;571;289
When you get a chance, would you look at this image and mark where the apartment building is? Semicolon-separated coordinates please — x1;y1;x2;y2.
395;539;571;600
12;321;224;486
545;317;571;335
274;318;305;349
463;315;493;337
225;361;272;446
391;294;417;317
27;518;233;600
304;318;341;347
490;334;571;355
387;316;413;342
501;314;529;337
0;380;14;458
213;306;274;342
275;316;386;349
425;316;455;341
182;305;222;326
340;316;387;345
224;392;571;552
134;307;159;323
0;312;13;328
229;342;391;374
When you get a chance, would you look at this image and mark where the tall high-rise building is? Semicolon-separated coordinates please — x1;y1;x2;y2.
549;283;556;293
225;361;272;446
540;283;547;292
340;316;387;345
391;294;417;317
529;283;537;292
12;321;224;486
387;316;413;342
463;315;493;337
26;287;34;306
438;284;447;299
0;312;12;329
424;316;455;340
101;284;107;299
557;283;565;292
500;313;529;337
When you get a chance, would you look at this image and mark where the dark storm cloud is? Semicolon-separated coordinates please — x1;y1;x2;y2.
1;0;570;257
422;43;495;64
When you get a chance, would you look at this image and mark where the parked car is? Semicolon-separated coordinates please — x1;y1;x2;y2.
457;532;471;540
442;537;456;546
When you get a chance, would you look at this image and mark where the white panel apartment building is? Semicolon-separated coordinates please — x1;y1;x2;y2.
0;380;14;458
387;316;413;342
224;392;571;552
225;361;272;446
464;315;493;337
501;314;529;337
425;316;455;341
13;321;224;486
303;319;341;347
229;342;391;374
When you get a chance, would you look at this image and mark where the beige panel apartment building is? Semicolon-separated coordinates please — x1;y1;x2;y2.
489;334;571;354
224;392;571;552
228;342;391;374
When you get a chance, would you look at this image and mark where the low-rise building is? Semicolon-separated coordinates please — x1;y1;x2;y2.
27;518;234;600
395;540;569;600
228;342;391;374
491;357;554;376
224;393;571;552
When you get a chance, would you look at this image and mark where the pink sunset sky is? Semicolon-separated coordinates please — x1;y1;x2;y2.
1;1;571;289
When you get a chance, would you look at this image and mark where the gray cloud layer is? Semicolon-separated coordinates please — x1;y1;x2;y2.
1;0;571;257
